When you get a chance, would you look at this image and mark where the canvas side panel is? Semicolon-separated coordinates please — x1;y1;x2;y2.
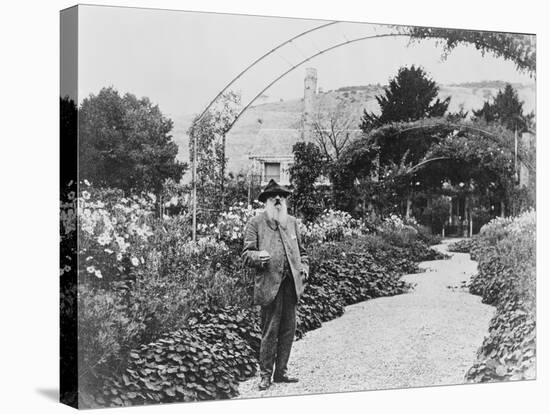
60;5;79;409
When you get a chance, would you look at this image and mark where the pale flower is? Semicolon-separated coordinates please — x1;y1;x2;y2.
86;266;96;273
131;257;140;267
82;191;91;200
94;269;103;278
84;179;90;186
97;233;112;246
116;253;123;261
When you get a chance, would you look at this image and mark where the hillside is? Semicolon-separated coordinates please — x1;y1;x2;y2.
171;81;536;178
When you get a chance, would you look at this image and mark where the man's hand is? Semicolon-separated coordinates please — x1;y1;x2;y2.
258;250;271;266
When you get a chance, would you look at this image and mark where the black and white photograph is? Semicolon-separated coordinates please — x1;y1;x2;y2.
57;3;539;410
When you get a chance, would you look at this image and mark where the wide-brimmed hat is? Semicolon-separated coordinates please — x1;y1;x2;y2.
258;179;293;203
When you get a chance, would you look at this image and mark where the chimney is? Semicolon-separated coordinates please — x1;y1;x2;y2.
301;68;317;142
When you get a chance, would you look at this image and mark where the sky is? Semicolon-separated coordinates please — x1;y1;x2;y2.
73;4;535;120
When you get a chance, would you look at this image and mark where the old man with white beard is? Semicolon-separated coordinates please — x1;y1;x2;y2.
242;179;309;390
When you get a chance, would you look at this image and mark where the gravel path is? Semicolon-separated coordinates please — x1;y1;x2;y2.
237;239;495;398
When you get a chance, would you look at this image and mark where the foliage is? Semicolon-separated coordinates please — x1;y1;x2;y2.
95;330;241;407
290;142;326;221
465;211;536;382
419;195;452;234
312;101;359;162
473;84;534;132
298;209;369;247
402;27;536;75
60;97;77;189
378;214;419;245
447;238;476;254
360;65;449;132
75;183;156;285
69;184;449;407
187;306;262;357
79;87;186;194
188;91;241;217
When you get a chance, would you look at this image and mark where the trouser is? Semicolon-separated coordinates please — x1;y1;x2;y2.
259;275;297;378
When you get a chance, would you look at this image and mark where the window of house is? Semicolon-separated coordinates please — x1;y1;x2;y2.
264;162;280;182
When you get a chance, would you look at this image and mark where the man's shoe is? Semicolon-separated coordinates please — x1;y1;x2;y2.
258;376;271;390
273;374;299;383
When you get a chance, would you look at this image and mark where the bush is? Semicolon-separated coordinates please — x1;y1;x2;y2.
94;330;240;407
465;210;535;382
296;284;345;339
447;238;476;253
414;224;442;245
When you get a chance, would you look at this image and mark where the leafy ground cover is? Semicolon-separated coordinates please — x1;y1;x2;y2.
465;211;536;382
447;238;476;254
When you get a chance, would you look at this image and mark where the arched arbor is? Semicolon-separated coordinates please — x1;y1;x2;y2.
332;118;535;234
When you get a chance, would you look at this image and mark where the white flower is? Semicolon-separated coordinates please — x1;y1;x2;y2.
97;233;112;246
82;191;91;200
131;257;140;267
104;248;114;254
116;253;123;261
94;269;103;278
84;179;90;186
86;266;96;273
64;265;71;272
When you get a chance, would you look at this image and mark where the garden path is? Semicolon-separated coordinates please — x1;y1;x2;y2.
237;239;495;398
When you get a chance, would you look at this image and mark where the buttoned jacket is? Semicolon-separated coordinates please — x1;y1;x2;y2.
242;211;309;306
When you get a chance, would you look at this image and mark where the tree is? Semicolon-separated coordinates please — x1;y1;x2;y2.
473;83;534;132
360;65;450;131
289;142;325;221
79;87;187;194
312;102;359;163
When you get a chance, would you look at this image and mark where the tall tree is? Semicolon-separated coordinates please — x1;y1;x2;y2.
473;83;534;132
79;87;187;194
360;65;450;131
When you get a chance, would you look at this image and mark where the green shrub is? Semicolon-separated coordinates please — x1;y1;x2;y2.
465;210;535;383
94;330;240;407
447;238;476;253
296;284;345;339
187;306;262;357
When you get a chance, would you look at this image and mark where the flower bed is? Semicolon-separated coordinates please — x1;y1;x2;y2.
465;211;536;382
65;186;445;407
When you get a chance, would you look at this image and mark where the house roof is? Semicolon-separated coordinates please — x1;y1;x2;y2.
249;128;302;157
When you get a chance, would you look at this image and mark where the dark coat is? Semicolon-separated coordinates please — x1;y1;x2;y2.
242;211;309;306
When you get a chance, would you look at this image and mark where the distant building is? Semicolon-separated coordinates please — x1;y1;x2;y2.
248;68;318;190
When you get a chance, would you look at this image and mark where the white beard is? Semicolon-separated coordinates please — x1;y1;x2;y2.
265;200;288;227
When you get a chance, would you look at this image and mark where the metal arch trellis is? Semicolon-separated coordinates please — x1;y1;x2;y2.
190;27;535;240
225;33;411;133
191;20;339;242
191;28;411;241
